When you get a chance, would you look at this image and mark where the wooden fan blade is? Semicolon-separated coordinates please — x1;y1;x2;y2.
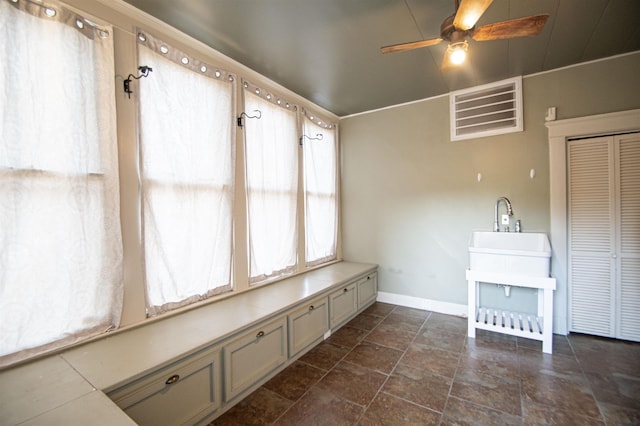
381;38;443;54
454;0;493;31
472;14;549;41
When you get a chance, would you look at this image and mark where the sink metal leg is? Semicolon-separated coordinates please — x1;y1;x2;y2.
542;288;553;354
467;279;477;338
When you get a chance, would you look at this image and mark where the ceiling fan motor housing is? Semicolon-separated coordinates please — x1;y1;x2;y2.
380;0;550;56
441;13;471;43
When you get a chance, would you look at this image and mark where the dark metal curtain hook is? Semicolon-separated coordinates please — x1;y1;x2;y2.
124;65;153;99
299;133;323;146
237;110;262;127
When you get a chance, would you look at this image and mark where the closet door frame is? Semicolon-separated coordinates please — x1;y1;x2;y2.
546;109;640;335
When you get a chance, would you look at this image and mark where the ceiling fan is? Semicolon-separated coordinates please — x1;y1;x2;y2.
381;0;549;68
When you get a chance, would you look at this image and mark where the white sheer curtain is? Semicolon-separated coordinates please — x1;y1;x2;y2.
137;33;235;315
0;0;122;366
302;112;338;266
243;84;299;283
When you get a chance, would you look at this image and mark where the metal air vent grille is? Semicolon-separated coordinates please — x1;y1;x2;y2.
450;76;523;141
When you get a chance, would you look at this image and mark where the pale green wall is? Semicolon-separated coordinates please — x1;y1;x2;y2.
340;52;640;326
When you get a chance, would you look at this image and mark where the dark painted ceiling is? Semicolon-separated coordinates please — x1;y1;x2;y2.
122;0;640;116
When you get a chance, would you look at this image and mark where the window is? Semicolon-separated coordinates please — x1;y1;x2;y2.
302;111;338;266
0;0;342;367
243;83;299;283
137;33;236;315
0;0;122;365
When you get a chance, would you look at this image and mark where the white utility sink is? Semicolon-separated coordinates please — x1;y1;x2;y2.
468;231;551;277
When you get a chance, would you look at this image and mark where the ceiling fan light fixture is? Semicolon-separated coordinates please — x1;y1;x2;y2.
448;41;468;65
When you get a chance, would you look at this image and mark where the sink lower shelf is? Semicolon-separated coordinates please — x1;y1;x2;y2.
475;307;544;340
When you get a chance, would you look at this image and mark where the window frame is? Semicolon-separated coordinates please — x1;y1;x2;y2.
0;0;342;367
0;0;123;366
136;32;237;316
302;111;339;267
242;83;301;284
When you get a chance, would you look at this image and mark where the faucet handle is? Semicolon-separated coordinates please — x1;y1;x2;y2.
515;220;521;232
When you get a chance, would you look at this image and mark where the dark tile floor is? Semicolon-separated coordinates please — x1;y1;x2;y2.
211;302;640;425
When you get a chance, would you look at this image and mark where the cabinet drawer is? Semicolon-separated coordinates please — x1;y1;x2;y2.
108;346;222;426
330;282;358;328
357;272;378;308
223;316;287;401
288;296;329;357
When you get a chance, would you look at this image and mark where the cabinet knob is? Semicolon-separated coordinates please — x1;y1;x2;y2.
309;305;315;311
343;288;348;292
367;276;371;280
256;330;265;338
165;374;180;385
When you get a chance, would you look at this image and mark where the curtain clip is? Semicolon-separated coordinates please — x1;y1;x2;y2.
124;65;153;99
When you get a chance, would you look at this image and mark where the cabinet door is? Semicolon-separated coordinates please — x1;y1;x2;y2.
108;346;222;426
288;296;329;357
223;316;287;401
357;273;378;309
330;282;358;328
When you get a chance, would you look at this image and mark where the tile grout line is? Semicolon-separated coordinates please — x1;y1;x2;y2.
268;339;357;423
350;304;403;424
438;330;467;426
445;330;528;423
269;303;396;425
353;307;435;424
565;335;610;425
516;337;525;425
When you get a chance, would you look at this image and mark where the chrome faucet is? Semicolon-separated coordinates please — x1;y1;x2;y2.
494;197;513;232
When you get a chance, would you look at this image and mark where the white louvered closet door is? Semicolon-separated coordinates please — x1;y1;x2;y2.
568;133;640;341
616;133;640;341
568;137;615;337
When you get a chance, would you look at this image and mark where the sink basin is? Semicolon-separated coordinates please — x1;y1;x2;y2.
468;231;551;277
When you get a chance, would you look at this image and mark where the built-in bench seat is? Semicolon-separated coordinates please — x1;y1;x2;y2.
0;261;377;425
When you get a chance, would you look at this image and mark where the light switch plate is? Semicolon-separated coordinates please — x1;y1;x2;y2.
501;214;510;225
545;106;557;121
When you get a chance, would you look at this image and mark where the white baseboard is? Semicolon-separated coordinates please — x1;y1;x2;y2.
377;292;468;318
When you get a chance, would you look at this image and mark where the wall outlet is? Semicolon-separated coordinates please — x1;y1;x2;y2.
501;214;510;225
